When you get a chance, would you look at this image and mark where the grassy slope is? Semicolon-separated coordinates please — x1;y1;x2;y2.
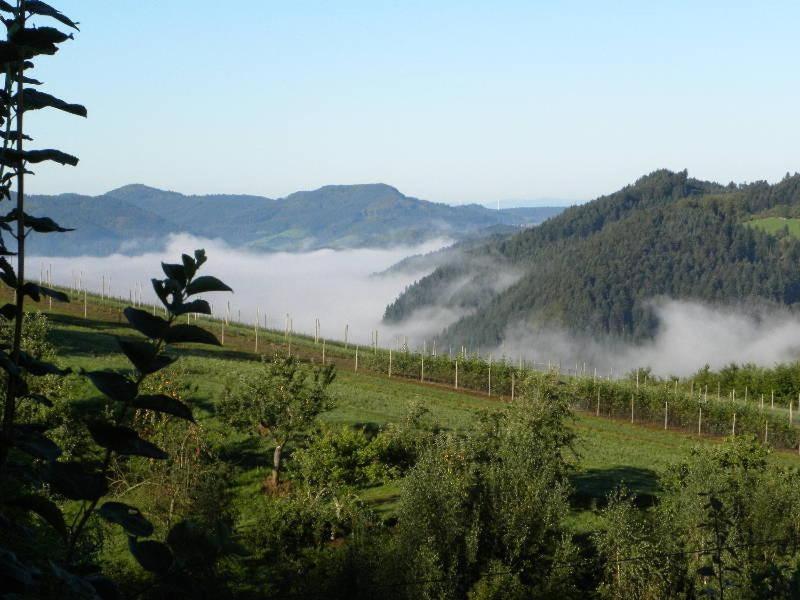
31;288;800;536
746;216;800;238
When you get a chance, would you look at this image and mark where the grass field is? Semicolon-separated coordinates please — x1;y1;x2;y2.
746;216;800;238
29;287;800;539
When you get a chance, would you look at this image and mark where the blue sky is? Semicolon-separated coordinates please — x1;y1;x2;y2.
23;1;800;204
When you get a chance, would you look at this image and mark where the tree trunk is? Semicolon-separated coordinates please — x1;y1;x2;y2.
271;444;283;487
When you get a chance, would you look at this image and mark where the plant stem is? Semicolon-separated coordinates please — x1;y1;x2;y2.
0;0;25;473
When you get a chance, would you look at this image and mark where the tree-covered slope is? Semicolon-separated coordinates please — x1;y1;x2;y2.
24;183;564;255
383;170;800;347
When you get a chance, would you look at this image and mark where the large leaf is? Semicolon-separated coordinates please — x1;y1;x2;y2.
88;423;168;460
161;262;186;286
22;149;80;166
117;338;174;375
128;538;173;574
26;1;80;30
124;307;168;340
98;502;153;538
18;211;74;232
185;276;232;296
0;304;14;321
48;461;108;501
22;283;70;302
171;298;211;316
18;351;70;376
132;395;194;422
165;324;220;346
86;371;137;402
12;26;73;47
18;89;86;117
7;494;67;540
181;253;197;281
14;424;61;461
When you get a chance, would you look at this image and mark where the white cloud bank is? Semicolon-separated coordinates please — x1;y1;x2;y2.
29;238;800;376
31;234;454;348
501;299;800;378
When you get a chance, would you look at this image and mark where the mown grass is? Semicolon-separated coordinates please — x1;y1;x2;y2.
32;291;800;536
746;216;800;238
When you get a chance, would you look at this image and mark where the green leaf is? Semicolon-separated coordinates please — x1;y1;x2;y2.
0;350;20;376
0;148;80;167
11;26;73;49
181;254;197;280
26;1;80;31
0;303;14;320
194;248;207;267
86;371;137;402
48;461;107;501
132;395;194;422
171;298;211;316
165;324;220;346
124;307;168;340
88;423;168;459
21;283;69;302
7;494;67;540
117;338;174;375
14;424;61;461
185;275;232;296
19;89;86;117
128;537;173;574
18;351;70;376
98;502;154;538
161;262;186;286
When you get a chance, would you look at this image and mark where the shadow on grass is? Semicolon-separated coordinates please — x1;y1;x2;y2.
570;466;660;510
216;436;267;470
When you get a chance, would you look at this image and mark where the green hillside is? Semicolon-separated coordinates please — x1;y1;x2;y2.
384;170;800;347
23;184;564;255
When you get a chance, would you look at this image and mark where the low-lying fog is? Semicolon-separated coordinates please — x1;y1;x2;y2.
31;233;451;348
30;234;800;378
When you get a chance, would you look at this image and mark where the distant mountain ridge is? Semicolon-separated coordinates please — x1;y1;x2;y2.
22;183;564;256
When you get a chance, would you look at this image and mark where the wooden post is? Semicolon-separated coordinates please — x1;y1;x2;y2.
254;319;259;353
455;359;459;390
488;358;492;397
344;324;349;349
664;401;668;430
698;407;702;435
596;387;600;416
83;289;87;318
732;412;736;436
221;322;225;346
630;394;634;424
389;348;392;377
765;421;768;444
760;394;764;412
511;371;515;401
771;390;774;409
420;353;424;382
355;346;358;372
636;369;639;390
790;402;793;425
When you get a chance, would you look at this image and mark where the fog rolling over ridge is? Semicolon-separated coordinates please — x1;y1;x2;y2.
499;300;800;378
29;233;800;377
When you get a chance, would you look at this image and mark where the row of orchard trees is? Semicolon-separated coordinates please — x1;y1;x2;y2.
359;349;800;449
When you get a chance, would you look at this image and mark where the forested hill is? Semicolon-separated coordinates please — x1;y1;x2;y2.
383;169;800;347
22;183;563;255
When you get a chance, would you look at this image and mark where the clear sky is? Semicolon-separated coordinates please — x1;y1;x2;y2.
23;1;800;204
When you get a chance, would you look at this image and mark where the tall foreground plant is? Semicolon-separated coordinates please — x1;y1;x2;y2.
0;3;235;595
0;0;85;471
